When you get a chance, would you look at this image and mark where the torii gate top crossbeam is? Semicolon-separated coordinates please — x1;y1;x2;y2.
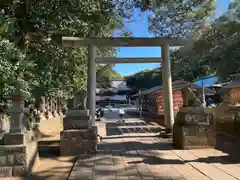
62;36;188;47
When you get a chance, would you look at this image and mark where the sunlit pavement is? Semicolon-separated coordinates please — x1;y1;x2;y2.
69;107;240;180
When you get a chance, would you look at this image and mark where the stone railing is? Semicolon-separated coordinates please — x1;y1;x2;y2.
38;96;66;122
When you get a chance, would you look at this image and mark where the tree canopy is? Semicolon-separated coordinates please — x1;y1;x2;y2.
126;1;240;90
0;0;123;109
97;65;122;89
0;0;231;109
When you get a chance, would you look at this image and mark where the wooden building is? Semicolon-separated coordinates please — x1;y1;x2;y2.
218;74;240;105
132;80;215;118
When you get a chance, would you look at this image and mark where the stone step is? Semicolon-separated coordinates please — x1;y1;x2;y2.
38;140;60;156
38;140;60;147
63;117;89;130
65;109;89;117
61;129;96;139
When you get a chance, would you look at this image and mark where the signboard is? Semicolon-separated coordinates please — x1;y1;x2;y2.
231;87;240;104
156;90;183;116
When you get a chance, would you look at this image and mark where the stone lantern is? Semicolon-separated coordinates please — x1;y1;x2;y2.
3;87;25;145
9;89;25;133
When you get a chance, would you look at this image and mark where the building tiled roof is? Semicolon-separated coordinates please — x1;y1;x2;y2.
131;80;216;97
193;75;219;87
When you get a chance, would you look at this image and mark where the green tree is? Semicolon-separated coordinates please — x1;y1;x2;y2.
97;65;122;89
0;0;123;109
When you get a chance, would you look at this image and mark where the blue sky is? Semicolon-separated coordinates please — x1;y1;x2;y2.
113;0;231;76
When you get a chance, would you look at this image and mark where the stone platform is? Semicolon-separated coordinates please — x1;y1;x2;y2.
60;109;98;156
0;131;39;177
173;107;216;149
173;124;216;149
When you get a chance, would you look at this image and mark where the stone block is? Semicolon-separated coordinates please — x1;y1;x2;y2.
0;166;12;177
175;110;213;125
12;165;28;176
0;145;26;154
7;154;14;165
14;154;27;166
0;132;39;177
66;109;89;117
173;124;216;149
63;117;89;130
0;155;7;166
3;133;24;145
61;128;97;140
61;139;97;156
60;128;97;156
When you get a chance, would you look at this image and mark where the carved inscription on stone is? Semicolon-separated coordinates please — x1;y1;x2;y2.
0;146;26;154
14;154;26;166
0;166;12;177
12;165;27;176
184;113;210;125
0;156;7;166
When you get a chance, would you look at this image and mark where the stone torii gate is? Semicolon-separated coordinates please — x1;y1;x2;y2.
62;37;188;132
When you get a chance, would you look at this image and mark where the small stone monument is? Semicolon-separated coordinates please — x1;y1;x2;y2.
4;88;25;144
173;85;216;149
38;96;46;121
52;98;58;117
45;97;53;119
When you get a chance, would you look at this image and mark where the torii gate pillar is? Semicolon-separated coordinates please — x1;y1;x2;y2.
87;45;97;127
162;44;174;132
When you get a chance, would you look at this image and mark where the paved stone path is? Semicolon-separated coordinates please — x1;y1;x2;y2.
69;111;240;180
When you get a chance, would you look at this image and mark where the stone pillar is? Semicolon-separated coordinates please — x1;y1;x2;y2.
58;98;63;115
162;44;174;132
55;98;59;115
49;97;53;119
54;98;58;116
45;97;49;119
40;96;45;114
87;45;97;127
39;96;46;120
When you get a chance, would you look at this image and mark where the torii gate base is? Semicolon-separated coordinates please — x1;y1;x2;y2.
60;110;98;156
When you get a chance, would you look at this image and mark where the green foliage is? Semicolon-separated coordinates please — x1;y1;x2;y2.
1;0;238;110
125;68;162;90
97;65;122;88
0;0;123;109
148;0;216;37
126;1;240;91
0;38;34;109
